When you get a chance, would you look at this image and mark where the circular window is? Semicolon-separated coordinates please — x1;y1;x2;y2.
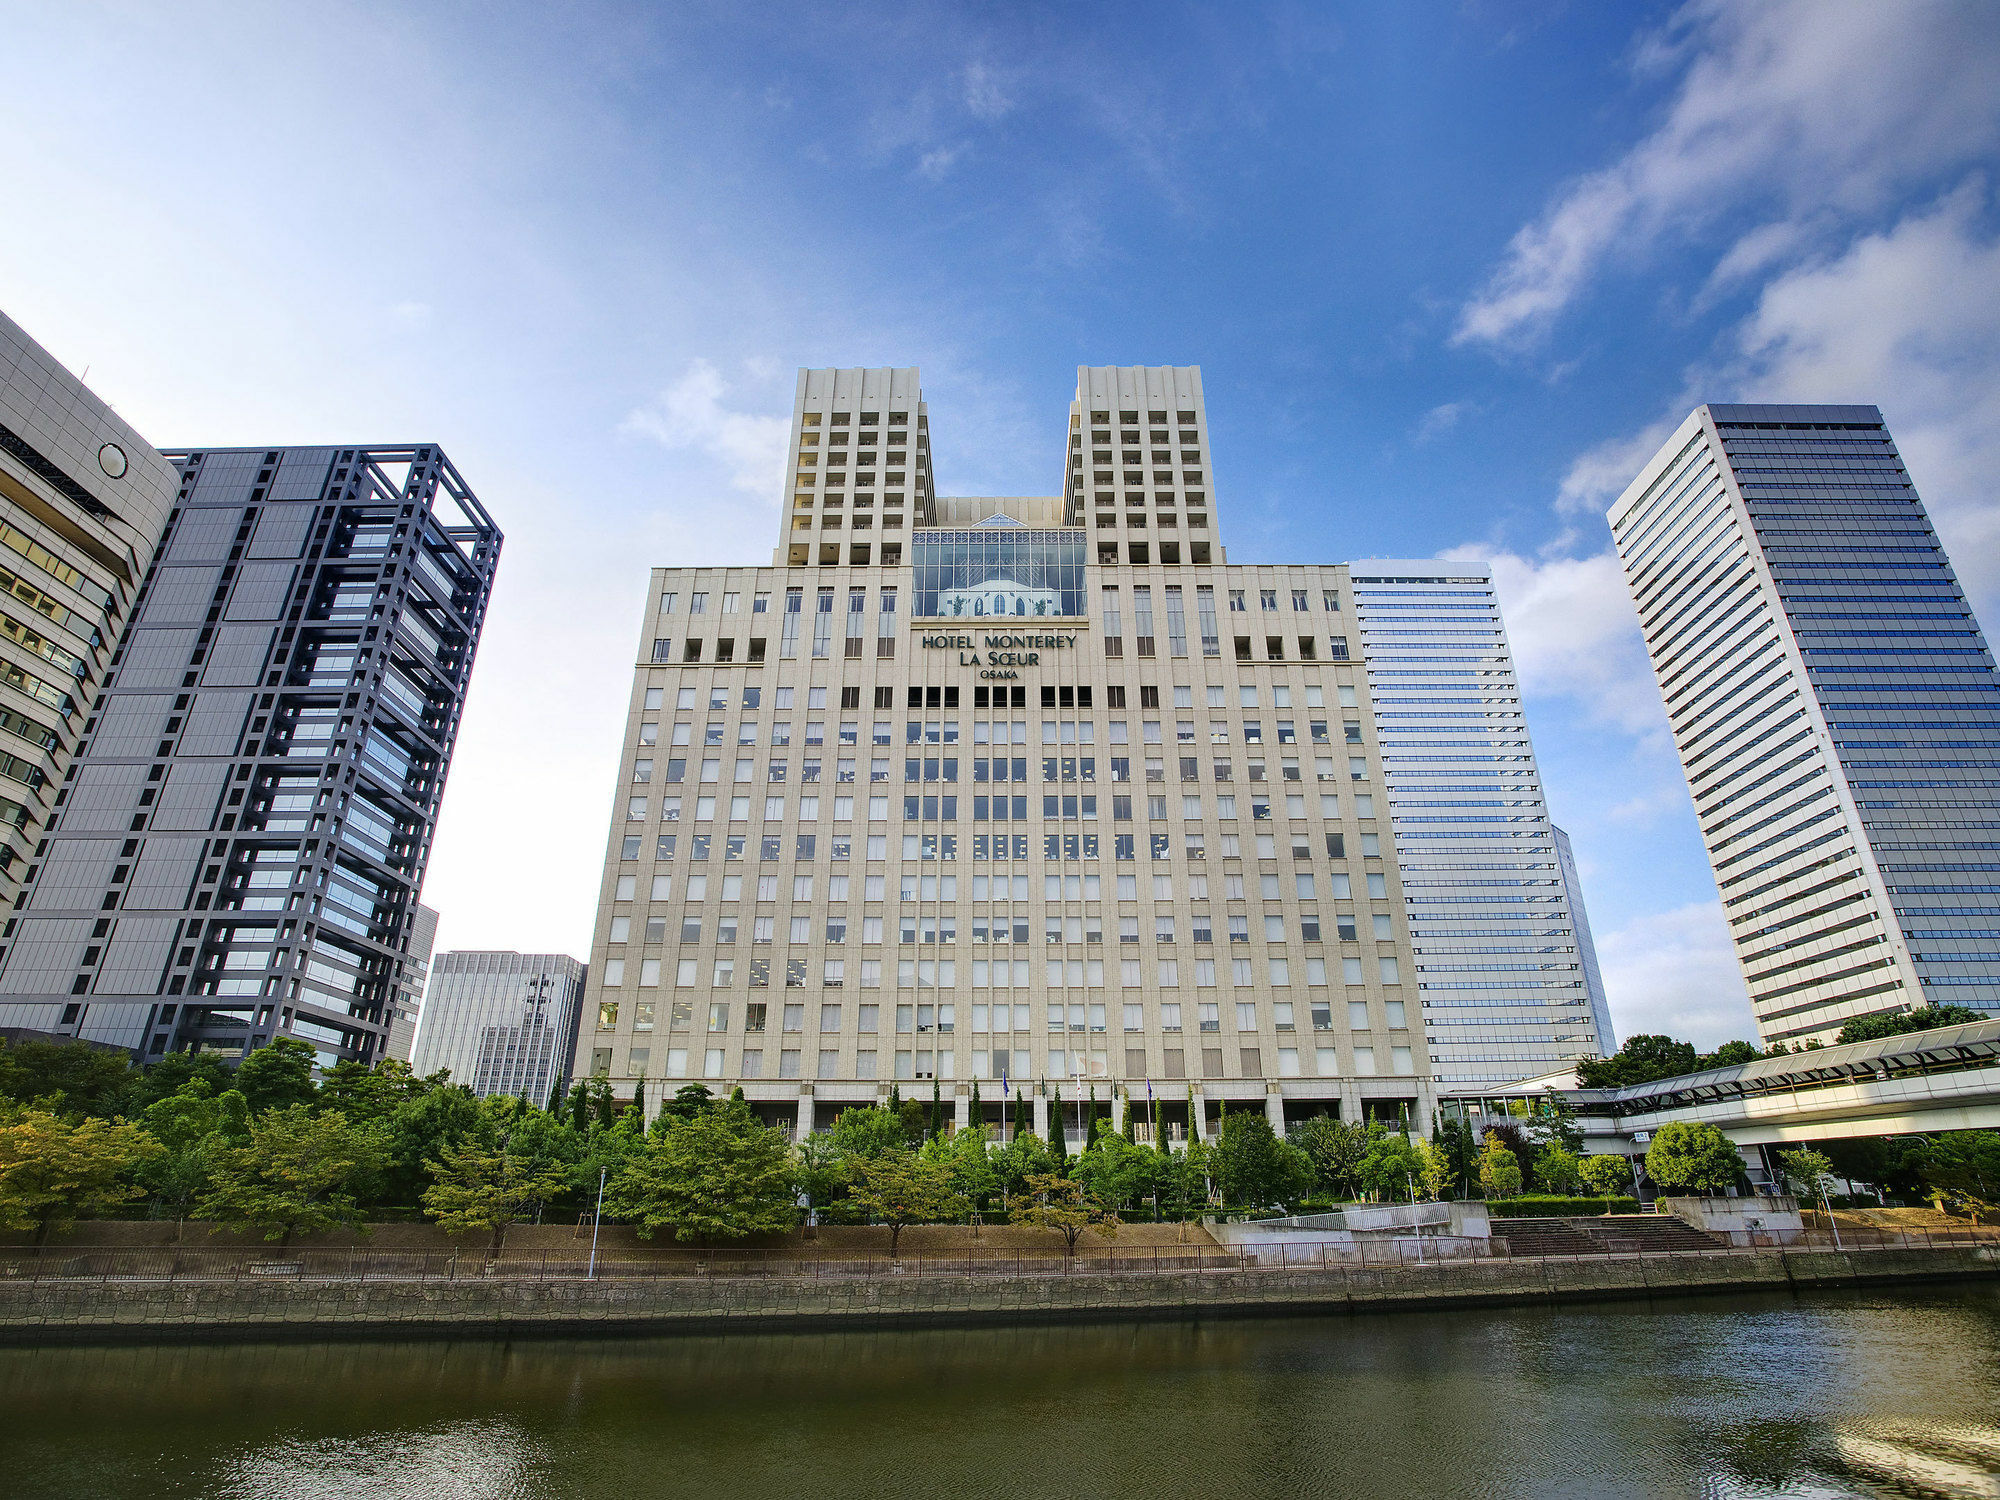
97;443;128;479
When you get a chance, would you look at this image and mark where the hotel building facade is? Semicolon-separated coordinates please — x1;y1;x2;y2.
579;366;1608;1142
1611;403;2000;1046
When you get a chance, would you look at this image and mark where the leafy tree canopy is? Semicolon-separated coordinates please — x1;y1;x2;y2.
233;1038;318;1115
0;1038;133;1118
0;1104;161;1236
1009;1171;1120;1254
1835;1005;1987;1047
1575;1035;1700;1090
1292;1115;1369;1200
1211;1112;1315;1209
845;1147;965;1254
606;1101;798;1245
199;1104;389;1242
1644;1121;1747;1196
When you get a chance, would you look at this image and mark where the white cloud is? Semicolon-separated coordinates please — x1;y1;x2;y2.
916;144;965;181
1438;543;1668;736
1596;901;1755;1050
961;61;1013;121
621;360;789;496
1553;410;1689;516
1455;0;2000;347
1729;178;2000;609
1413;400;1471;442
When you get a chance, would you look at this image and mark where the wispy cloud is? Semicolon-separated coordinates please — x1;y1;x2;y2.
1413;400;1472;442
1454;0;2000;348
621;359;789;496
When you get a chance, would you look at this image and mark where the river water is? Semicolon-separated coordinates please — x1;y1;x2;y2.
4;1285;2000;1499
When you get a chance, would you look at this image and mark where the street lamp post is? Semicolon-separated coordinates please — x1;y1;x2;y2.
588;1166;607;1280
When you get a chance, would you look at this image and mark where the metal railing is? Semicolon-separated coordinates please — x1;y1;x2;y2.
0;1226;1994;1285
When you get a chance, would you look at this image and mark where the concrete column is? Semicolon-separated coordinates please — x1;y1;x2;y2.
1112;1088;1128;1137
795;1088;815;1143
1032;1089;1050;1141
1192;1089;1209;1143
1265;1087;1286;1135
953;1085;971;1132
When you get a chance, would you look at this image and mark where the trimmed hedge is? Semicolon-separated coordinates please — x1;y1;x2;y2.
1487;1196;1639;1218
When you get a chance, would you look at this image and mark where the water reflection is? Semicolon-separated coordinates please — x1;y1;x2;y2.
0;1285;1996;1500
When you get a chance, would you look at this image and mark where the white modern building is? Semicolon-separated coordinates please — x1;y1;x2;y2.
410;950;586;1101
1352;566;1612;1084
1610;403;2000;1047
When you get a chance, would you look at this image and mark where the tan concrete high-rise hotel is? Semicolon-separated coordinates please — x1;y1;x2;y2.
579;366;1607;1144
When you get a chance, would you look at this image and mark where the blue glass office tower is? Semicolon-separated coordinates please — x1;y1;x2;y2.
1611;404;2000;1046
0;446;499;1065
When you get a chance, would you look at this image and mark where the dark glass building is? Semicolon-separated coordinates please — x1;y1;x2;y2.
0;445;499;1065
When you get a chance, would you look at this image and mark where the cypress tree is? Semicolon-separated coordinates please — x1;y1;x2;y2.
1013;1089;1028;1140
546;1078;566;1115
1083;1084;1102;1154
1050;1085;1070;1169
1122;1086;1138;1144
631;1076;647;1117
970;1079;983;1134
931;1079;944;1139
888;1083;902;1116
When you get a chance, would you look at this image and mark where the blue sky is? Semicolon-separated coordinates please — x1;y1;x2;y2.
5;1;1998;1048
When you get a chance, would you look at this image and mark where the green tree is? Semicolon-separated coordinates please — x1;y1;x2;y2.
845;1147;966;1255
1292;1114;1369;1200
1479;1132;1523;1198
1212;1112;1315;1209
1698;1040;1761;1070
1575;1034;1700;1090
1009;1171;1120;1254
1916;1131;2000;1218
0;1038;133;1118
935;1122;999;1207
1074;1131;1160;1214
0;1104;161;1238
1012;1089;1029;1140
827;1105;907;1160
1579;1154;1634;1197
422;1136;572;1255
1535;1144;1585;1196
234;1038;319;1115
199;1104;388;1242
929;1080;944;1141
605;1101;798;1244
135;1081;232;1220
1776;1147;1835;1205
1358;1130;1427;1200
791;1132;849;1223
315;1059;427;1123
991;1130;1055;1200
1835;1005;1987;1047
1644;1121;1747;1196
658;1082;714;1125
379;1081;486;1207
1429;1115;1480;1200
1047;1086;1070;1169
119;1051;236;1115
1530;1089;1585;1154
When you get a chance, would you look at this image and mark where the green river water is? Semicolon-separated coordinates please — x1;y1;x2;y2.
4;1285;1999;1499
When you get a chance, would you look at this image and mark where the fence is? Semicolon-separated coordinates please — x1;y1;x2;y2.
0;1226;1994;1285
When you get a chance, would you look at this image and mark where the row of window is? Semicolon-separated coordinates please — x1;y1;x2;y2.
602;997;1408;1033
599;952;1402;989
596;1042;1416;1084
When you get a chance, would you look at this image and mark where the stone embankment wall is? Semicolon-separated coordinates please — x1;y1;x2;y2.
0;1245;1994;1345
